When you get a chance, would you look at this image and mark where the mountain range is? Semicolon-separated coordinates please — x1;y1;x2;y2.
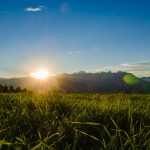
0;72;150;93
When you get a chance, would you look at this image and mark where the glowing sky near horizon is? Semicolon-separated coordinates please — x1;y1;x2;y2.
0;0;150;77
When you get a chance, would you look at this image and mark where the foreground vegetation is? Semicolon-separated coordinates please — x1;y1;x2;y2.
0;93;150;149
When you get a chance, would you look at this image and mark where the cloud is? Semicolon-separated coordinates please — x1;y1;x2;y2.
60;2;70;13
95;60;150;77
24;6;46;12
68;51;81;55
122;60;150;67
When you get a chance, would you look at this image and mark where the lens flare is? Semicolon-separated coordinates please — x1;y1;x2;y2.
123;74;140;85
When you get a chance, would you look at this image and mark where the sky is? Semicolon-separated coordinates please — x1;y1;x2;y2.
0;0;150;77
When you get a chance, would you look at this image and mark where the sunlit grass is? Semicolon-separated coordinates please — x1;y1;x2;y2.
0;93;150;149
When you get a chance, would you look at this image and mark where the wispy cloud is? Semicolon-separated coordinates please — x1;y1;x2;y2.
60;2;70;13
122;60;150;67
95;60;150;77
68;51;81;55
24;6;46;12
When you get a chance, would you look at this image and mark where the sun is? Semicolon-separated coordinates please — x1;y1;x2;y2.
30;69;50;80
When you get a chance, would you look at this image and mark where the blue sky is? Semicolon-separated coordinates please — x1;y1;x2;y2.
0;0;150;77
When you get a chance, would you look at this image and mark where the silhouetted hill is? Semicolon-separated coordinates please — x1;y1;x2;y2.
55;72;150;93
0;72;150;93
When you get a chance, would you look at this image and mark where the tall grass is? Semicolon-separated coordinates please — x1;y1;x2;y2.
0;93;150;149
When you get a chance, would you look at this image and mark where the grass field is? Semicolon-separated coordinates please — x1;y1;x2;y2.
0;93;150;150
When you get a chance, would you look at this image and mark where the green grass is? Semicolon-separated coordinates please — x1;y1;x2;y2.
0;93;150;150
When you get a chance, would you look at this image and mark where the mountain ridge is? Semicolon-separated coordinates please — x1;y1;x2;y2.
0;72;150;93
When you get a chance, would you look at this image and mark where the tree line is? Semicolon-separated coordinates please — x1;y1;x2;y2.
0;84;27;93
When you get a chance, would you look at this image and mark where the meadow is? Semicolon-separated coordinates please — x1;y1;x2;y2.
0;93;150;150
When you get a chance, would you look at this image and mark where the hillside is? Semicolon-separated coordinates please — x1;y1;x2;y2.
142;77;150;82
